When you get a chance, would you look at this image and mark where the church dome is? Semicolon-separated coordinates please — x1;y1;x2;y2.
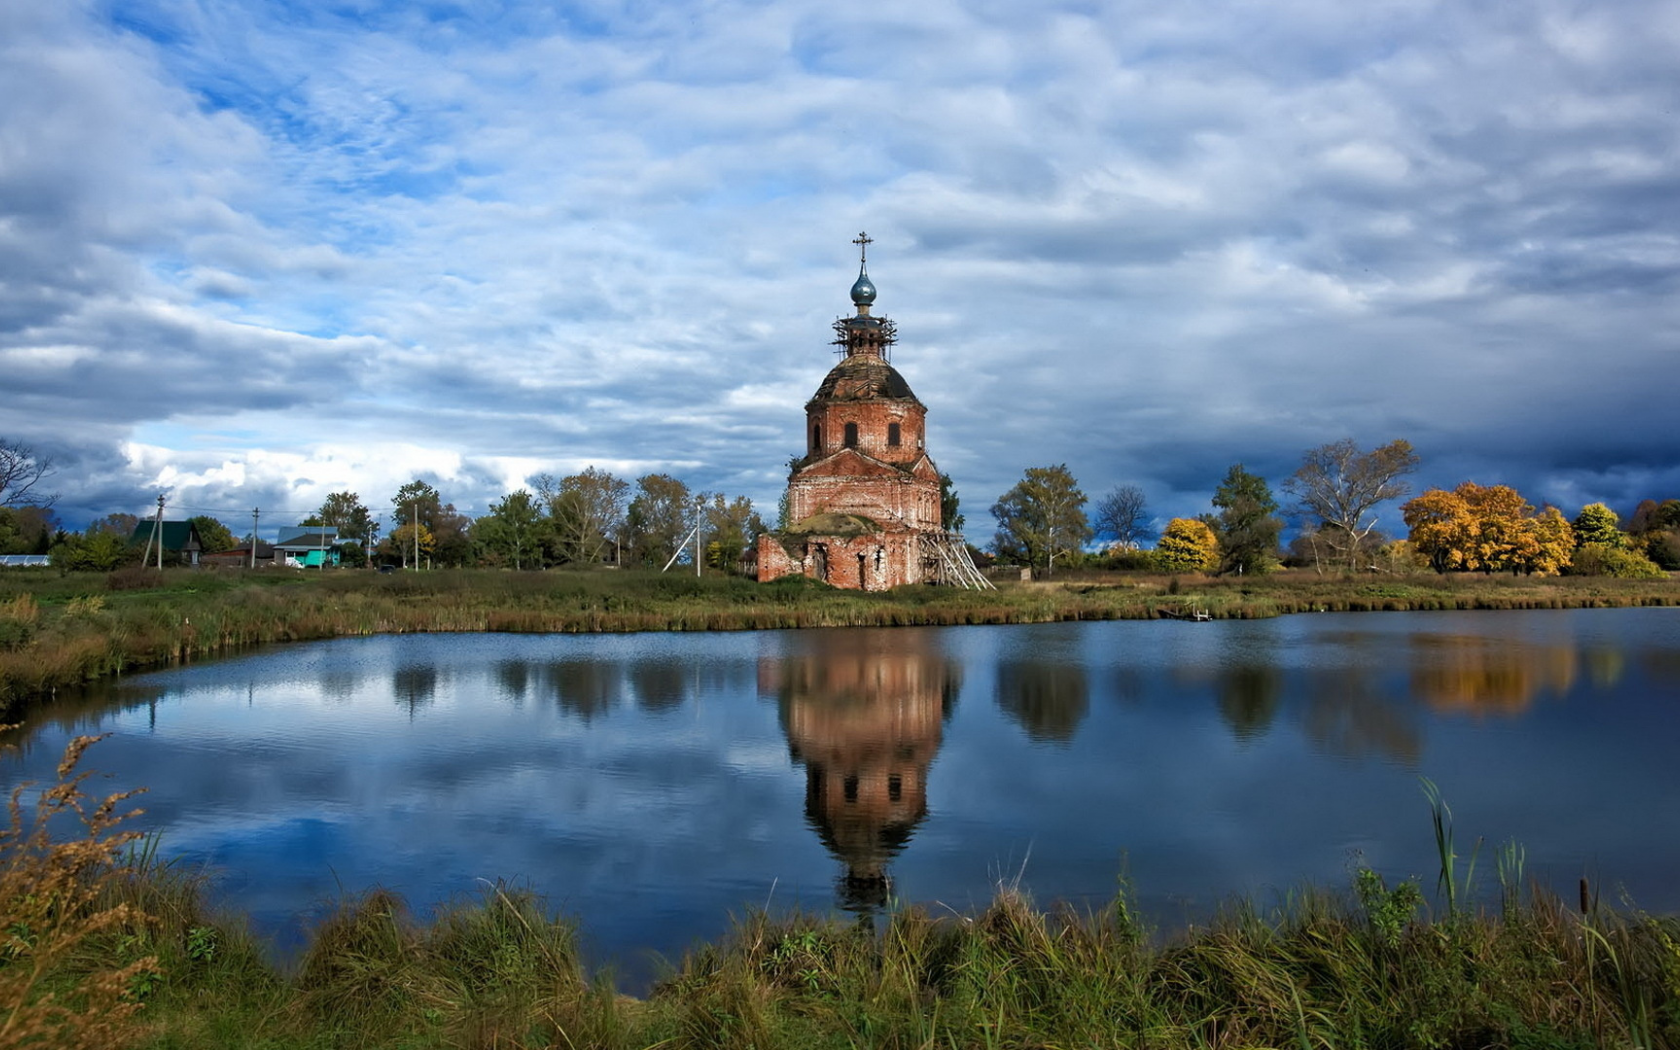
850;269;877;306
809;353;919;404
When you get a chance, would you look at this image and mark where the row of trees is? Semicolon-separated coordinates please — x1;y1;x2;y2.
8;463;767;573
986;439;1677;578
295;470;768;572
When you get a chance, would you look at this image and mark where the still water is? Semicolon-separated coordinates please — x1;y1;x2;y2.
3;608;1678;984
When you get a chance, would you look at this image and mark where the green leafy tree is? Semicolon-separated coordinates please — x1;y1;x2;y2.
0;506;58;555
391;481;442;532
188;515;237;553
386;481;471;567
1283;439;1419;572
1639;530;1680;570
86;513;140;537
50;530;140;572
939;473;964;532
1212;464;1282;575
700;493;765;573
1156;517;1219;572
304;492;373;542
386;522;435;567
388;480;443;568
989;464;1091;575
1572;502;1624;549
536;468;629;565
476;490;544;570
624;474;695;567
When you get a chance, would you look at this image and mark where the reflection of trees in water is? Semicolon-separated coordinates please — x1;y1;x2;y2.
546;660;620;721
765;630;959;912
1584;647;1624;689
1301;677;1422;766
494;659;530;703
0;681;168;757
1637;647;1680;685
1217;665;1282;742
628;659;689;711
1411;635;1580;716
317;669;361;703
995;661;1088;744
392;664;437;713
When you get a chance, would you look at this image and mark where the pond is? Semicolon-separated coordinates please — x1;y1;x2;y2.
3;608;1677;987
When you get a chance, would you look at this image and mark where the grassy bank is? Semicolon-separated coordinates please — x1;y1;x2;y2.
12;737;1680;1049
1;565;1674;717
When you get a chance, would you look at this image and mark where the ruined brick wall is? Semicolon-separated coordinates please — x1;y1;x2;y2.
754;530;926;590
787;469;941;533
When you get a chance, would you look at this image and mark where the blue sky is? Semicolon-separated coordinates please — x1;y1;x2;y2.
2;0;1678;540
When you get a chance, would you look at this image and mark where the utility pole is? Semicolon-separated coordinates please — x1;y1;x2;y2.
412;502;419;571
250;508;259;568
151;494;166;570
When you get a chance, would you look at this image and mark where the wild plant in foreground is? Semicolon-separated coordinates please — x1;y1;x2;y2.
0;733;157;1049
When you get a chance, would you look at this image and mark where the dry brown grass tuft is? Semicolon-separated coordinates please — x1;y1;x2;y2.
0;733;156;1050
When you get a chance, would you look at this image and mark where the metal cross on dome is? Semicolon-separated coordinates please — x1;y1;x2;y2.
853;231;872;267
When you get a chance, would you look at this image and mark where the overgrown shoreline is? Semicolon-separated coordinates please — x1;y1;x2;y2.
14;743;1680;1049
1;566;1674;717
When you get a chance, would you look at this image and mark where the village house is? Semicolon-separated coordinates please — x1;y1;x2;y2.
273;526;342;568
126;520;206;566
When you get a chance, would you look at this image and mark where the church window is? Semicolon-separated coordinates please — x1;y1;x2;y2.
888;774;902;802
887;422;901;446
844;422;858;447
843;775;858;803
811;424;821;452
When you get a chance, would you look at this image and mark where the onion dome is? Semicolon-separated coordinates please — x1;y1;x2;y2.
850;268;877;307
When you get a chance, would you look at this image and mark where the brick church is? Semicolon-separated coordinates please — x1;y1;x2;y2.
753;235;989;590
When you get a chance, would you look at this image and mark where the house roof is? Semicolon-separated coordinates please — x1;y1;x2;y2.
272;531;339;551
127;521;203;551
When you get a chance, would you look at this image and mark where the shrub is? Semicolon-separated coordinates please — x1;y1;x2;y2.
1567;542;1665;579
0;594;38;652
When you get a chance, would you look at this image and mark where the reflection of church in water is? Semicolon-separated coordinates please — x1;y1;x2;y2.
760;631;959;909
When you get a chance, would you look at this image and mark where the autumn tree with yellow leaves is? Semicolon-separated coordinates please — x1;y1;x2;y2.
1155;517;1219;572
1401;482;1574;575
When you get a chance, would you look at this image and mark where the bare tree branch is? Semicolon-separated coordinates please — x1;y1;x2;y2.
0;439;58;507
1283;439;1419;571
1093;484;1150;549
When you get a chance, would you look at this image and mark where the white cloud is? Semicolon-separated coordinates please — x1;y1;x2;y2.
1;0;1676;535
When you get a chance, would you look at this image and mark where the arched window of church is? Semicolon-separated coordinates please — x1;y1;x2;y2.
811;424;821;452
844;422;858;447
887;422;901;447
843;775;859;803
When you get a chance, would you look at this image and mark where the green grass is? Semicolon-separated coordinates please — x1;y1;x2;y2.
78;862;1680;1049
